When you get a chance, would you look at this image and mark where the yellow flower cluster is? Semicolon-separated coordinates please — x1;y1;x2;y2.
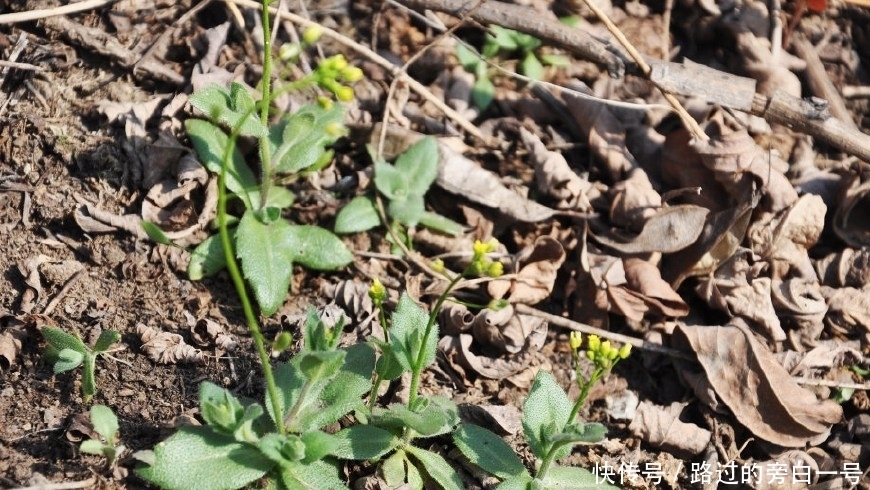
469;239;503;278
570;333;631;368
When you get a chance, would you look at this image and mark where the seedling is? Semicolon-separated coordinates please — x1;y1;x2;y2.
334;136;464;249
453;333;630;488
456;26;570;109
41;326;121;403
80;404;125;469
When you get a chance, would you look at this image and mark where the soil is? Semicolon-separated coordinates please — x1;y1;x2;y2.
1;0;869;489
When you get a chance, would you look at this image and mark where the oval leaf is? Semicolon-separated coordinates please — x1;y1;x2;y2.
335;195;381;234
237;211;294;316
282;225;353;271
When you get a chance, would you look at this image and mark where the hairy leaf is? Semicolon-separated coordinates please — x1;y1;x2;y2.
185;119;259;210
394;136;438;196
281;225;353;271
522;371;573;461
331;424;399;460
405;445;464;490
188;84;266;137
334;195;381;234
237;212;294;316
453;424;527;480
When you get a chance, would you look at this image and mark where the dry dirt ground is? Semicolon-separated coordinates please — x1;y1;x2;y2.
1;0;870;489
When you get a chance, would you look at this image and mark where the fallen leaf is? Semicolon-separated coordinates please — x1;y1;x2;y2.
488;236;565;305
815;247;870;289
439;301;475;336
623;258;689;318
136;323;203;364
519;127;593;212
832;170;870;248
438;332;539;381
591;204;709;255
628;401;711;458
608;168;661;232
471;305;547;355
673;321;843;447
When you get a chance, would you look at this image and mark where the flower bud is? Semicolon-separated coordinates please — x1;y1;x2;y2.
335;85;354;102
618;343;632;359
302;25;322;44
486;261;504;278
587;334;600;353
278;42;301;61
569;331;582;350
368;278;386;302
340;66;364;83
431;258;445;273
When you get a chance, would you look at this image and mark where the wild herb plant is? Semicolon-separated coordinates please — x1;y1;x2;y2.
333;136;463;250
453;332;630;489
456;26;570;109
80;404;125;468
40;326;121;403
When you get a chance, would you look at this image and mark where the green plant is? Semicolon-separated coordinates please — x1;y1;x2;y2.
80;404;125;468
453;332;630;489
333;136;463;247
40;326;121;403
456;26;570;109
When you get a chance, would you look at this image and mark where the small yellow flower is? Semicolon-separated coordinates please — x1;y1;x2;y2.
618;343;632;359
587;334;600;353
431;258;445;273
302;25;322;44
486;261;504;278
317;96;334;110
335;85;354;102
340;66;364;83
569;331;582;350
368;278;386;302
330;54;348;71
278;42;301;61
472;239;489;256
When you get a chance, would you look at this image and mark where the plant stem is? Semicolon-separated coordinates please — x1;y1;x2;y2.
257;0;275;210
568;367;604;423
219;121;286;436
407;273;462;407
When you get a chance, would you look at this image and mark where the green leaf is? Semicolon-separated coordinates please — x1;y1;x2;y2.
136;426;273;490
89;405;119;443
272;103;344;174
497;475;536;490
185;119;259;210
282;225;353;271
388;293;433;372
404;445;464;490
298;351;345;381
41;326;87;355
334;195;381;234
488;26;518;51
453;424;527;480
374;159;408;201
382;450;412;488
141;220;174;246
188;232;229;280
472;74;495;110
549;422;607;445
371;396;457;437
371;338;406;381
92;330;120;353
81;354;97;402
541;466;619;489
300;430;340;463
394;136;438;196
331;425;399;460
278;459;347;490
539;53;571;67
199;382;246;433
387;193;425;227
522;371;573;461
455;43;481;71
54;348;84;373
237;211;294;316
80;439;108;456
418;211;463;236
520;52;544;81
188;84;266;137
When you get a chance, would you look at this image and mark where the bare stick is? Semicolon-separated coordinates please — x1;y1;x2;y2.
224;0;485;141
9;477;97;490
42;268;85;316
791;36;858;131
577;0;708;142
0;0;117;24
0;60;45;71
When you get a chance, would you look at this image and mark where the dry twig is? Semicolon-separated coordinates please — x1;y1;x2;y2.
0;0;117;24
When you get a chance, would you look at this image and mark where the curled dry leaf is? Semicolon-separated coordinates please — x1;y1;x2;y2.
136;323;203;364
470;305;547;355
518;127;593;212
183;311;238;356
628;401;711;458
747;195;826;280
695;252;785;343
623;257;689;318
777;339;863;379
821;286;870;343
439;301;475;336
323;280;378;337
0;313;27;371
609;168;661;232
772;279;827;350
815;247;870;289
743;451;819;490
672;321;843;447
832;170;870;248
488;236;565;305
140;167;216;247
590;204;709;255
65;410;100;443
438;334;538;381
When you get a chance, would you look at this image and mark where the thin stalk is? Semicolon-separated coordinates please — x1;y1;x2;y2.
407;273;462;407
257;0;275;210
219;122;285;436
568;367;604;423
282;376;315;429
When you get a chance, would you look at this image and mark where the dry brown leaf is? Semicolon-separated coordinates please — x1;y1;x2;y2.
74;202;148;240
65;410;99;443
815;247;870;288
661;128;731;212
439;301;475;336
488;236;565;305
591;204;709;255
0;314;26;371
747;195;826;281
743;451;819;490
673;321;843;447
436;144;555;222
519;127;593;212
137;323;203;364
832;170;870;248
438;333;537;381
628;401;711;458
324;280;378;337
470;306;547;355
822;285;870;343
623;258;689;318
609;168;661;232
695;253;785;343
772;279;827;350
458;403;523;436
